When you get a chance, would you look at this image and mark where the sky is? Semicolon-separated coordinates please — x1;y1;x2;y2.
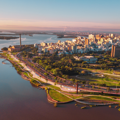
0;0;120;31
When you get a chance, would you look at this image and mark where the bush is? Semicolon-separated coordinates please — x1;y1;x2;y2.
54;103;57;107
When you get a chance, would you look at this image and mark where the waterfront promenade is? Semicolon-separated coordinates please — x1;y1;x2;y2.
9;52;120;95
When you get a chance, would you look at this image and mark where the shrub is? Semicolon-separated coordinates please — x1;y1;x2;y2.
81;106;86;109
54;103;57;107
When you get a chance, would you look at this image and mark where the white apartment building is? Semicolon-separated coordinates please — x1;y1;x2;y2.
89;34;95;41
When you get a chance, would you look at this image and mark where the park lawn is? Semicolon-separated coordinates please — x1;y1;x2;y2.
83;96;118;102
49;89;72;102
82;67;120;75
66;94;82;99
46;85;61;91
88;76;120;87
23;72;30;77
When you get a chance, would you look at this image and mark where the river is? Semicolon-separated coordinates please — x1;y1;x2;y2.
0;32;73;50
0;58;120;120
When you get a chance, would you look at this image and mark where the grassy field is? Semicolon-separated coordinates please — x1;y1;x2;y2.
30;79;41;87
46;84;61;91
66;94;82;99
90;77;120;87
49;89;72;102
72;74;120;87
83;68;114;74
82;96;118;102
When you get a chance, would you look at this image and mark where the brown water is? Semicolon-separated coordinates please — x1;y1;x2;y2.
0;58;120;120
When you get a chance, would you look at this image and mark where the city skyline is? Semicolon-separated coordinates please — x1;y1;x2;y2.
0;0;120;31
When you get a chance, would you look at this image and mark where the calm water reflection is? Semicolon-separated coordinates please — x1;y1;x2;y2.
0;58;120;120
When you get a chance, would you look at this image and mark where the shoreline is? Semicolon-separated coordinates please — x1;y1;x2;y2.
1;52;120;106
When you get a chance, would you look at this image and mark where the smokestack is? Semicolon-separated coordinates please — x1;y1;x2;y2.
20;34;21;48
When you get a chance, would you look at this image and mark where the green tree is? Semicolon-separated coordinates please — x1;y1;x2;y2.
52;69;58;75
44;72;48;76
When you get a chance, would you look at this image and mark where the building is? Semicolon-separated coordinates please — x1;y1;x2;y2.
85;38;89;45
68;46;71;51
66;40;72;44
8;45;21;52
41;42;47;46
50;42;54;46
109;33;114;38
98;38;104;45
34;43;38;48
72;39;77;43
57;40;61;43
96;34;100;40
74;56;98;63
42;48;48;53
89;34;95;41
71;45;77;53
111;45;120;57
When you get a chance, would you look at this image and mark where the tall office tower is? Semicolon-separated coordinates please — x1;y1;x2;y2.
111;45;120;57
72;45;77;53
85;38;89;45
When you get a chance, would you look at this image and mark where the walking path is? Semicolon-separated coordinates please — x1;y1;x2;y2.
103;73;120;77
52;89;118;106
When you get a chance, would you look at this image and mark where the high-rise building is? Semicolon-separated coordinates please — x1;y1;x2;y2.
111;45;120;57
89;34;95;41
85;39;89;45
72;45;77;53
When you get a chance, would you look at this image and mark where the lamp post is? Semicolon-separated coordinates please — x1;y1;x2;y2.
76;82;78;94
